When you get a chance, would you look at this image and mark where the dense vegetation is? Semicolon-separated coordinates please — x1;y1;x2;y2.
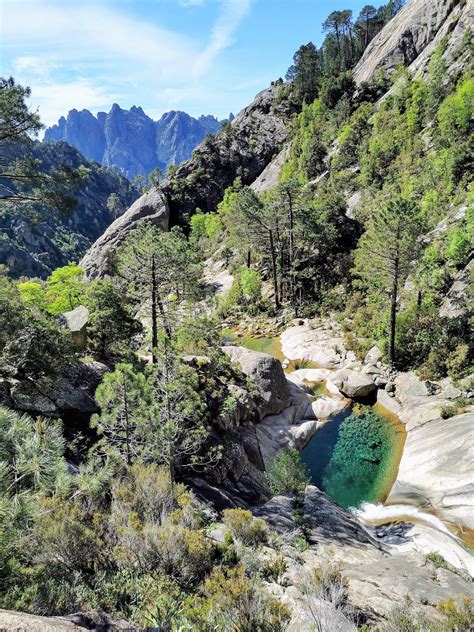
191;34;473;376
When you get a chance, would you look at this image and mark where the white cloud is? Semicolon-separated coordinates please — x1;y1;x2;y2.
193;0;252;78
1;0;253;125
32;79;123;129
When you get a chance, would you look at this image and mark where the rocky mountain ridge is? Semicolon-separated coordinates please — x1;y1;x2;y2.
44;105;228;180
0;141;137;278
80;80;297;278
80;0;473;280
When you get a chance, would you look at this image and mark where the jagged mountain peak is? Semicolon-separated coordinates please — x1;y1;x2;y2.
44;104;227;179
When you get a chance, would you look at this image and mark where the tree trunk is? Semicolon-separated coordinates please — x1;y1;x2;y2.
123;378;131;466
389;255;399;366
247;249;251;268
269;229;280;310
287;190;296;312
151;254;158;364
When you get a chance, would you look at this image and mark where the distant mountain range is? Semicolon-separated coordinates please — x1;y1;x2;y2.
44;105;233;180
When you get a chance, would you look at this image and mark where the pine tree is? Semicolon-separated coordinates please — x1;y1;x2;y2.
145;346;218;486
91;364;149;466
116;224;202;362
355;5;378;50
353;197;425;365
286;43;321;104
85;279;142;363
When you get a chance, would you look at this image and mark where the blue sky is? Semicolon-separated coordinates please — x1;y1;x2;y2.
2;0;376;127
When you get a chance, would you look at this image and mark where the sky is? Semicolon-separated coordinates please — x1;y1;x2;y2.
1;0;375;128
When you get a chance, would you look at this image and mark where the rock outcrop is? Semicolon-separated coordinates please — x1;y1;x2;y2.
223;346;290;419
0;360;107;422
45;105;225;180
386;372;474;530
81;81;297;279
281;322;359;370
80;187;170;279
0;609;130;631
439;257;473;319
253;487;474;627
354;0;470;85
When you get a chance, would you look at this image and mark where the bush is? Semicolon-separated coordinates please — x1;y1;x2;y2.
266;448;310;496
184;566;291;631
262;556;288;582
222;508;268;546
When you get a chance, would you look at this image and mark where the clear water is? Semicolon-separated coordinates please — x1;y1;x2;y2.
238;333;406;510
301;406;405;510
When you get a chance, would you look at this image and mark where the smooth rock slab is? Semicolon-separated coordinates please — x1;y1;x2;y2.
388;412;474;530
305;396;351;420
280;325;346;369
289;368;331;383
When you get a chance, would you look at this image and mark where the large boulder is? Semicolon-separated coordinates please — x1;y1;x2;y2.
58;305;89;348
280;324;350;369
81;187;170;279
305;396;351;420
222;346;289;419
328;368;376;398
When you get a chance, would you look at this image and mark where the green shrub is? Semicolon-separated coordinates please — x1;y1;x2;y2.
183;566;291;631
262;556;288;582
266;448;310;496
222;508;268;546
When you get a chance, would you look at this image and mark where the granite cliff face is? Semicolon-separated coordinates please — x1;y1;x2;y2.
81;80;297;278
45;105;225;180
354;0;473;84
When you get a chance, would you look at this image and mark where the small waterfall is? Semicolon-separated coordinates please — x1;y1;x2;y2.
353;502;455;538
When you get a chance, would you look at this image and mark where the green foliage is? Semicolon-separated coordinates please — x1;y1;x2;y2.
91;363;151;466
437;77;474;145
266;448;310;496
17;280;46;309
222;509;268;546
1;306;74;379
85;279;142;363
44;263;85;315
184;566;291;631
239;267;263;302
116;223;202;347
0;407;69;600
286;42;321;104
